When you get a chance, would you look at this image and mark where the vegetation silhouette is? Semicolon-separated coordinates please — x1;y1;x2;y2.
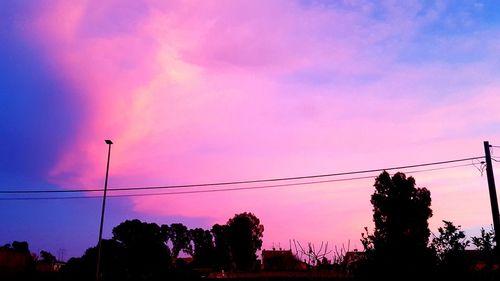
0;241;70;281
113;219;171;280
3;173;500;280
62;239;127;281
0;241;35;280
162;223;190;260
61;212;263;280
356;171;499;281
472;226;496;259
188;227;215;268
431;220;471;279
39;251;57;264
211;223;232;270
358;171;434;280
471;226;500;280
227;212;264;271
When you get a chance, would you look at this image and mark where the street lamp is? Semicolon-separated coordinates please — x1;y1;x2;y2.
96;139;113;281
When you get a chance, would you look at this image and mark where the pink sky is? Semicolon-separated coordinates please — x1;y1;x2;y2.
16;0;500;253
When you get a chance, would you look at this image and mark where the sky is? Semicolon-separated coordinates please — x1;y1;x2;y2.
1;0;500;261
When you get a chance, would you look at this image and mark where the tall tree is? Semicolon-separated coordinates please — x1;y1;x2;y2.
189;228;215;267
361;171;433;278
227;212;264;271
162;223;191;260
113;219;171;280
211;224;232;270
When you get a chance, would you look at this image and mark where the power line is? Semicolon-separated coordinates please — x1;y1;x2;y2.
0;163;475;201
0;156;484;195
0;175;380;201
0;156;483;194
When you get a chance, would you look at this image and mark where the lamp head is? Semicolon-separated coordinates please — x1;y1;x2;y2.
105;140;113;145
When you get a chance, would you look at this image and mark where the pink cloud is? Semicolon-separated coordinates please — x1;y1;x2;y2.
22;0;500;249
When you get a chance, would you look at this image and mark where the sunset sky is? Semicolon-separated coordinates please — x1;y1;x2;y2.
1;0;500;261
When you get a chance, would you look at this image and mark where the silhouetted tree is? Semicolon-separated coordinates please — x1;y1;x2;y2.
162;223;191;260
189;228;215;268
293;240;332;267
471;226;500;280
113;219;171;280
61;239;127;281
0;241;35;280
432;220;469;261
211;224;232;270
40;250;57;264
227;212;264;271
472;226;496;259
12;241;30;253
360;171;434;279
430;220;472;279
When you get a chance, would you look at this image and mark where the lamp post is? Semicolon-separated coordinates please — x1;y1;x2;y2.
96;139;113;281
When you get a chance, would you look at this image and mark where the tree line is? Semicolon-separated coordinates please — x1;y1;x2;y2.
356;171;499;280
2;171;500;280
1;212;263;281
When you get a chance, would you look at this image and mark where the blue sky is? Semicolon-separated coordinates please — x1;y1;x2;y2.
2;0;500;260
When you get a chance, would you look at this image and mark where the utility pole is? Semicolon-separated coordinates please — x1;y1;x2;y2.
484;141;500;252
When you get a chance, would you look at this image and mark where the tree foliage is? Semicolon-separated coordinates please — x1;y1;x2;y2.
46;213;265;279
189;228;215;267
40;250;57;264
163;223;191;259
431;220;469;262
61;239;127;281
0;241;35;280
112;219;171;280
360;171;434;278
211;223;232;270
227;212;264;271
370;171;433;252
472;226;495;258
430;220;472;279
11;241;30;253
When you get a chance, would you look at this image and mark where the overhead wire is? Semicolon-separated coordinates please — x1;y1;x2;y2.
0;162;476;201
0;156;484;195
